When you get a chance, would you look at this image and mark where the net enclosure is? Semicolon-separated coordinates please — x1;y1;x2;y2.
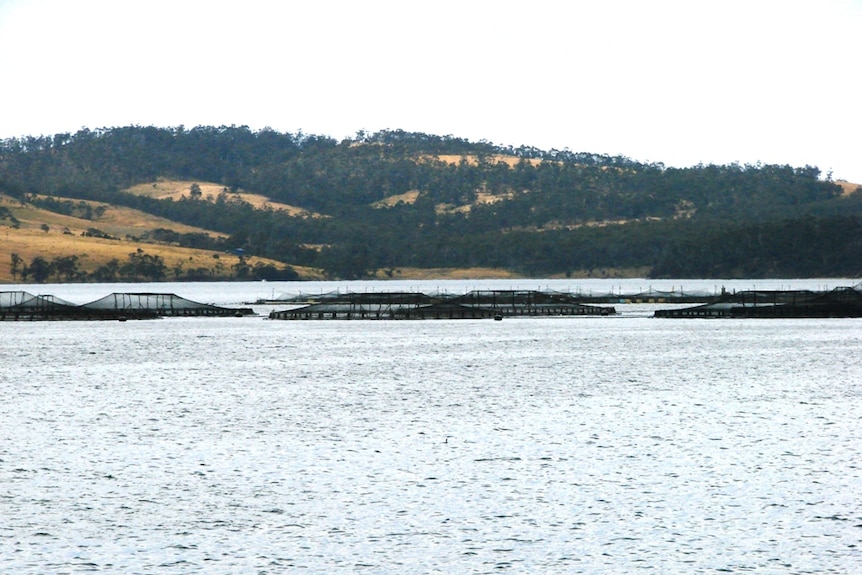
1;291;254;321
83;293;253;317
269;290;616;320
0;291;101;321
654;286;862;318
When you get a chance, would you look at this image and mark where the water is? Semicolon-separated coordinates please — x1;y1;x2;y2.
1;280;860;574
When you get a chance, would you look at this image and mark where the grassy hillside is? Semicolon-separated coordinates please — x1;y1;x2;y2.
0;191;304;283
1;179;528;283
125;179;326;218
2;126;860;281
836;180;862;196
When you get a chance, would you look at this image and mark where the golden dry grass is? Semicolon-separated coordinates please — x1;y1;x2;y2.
372;266;650;280
17;195;228;238
373;267;523;280
432;154;542;167
125;180;326;218
372;190;421;207
373;188;516;214
0;227;286;283
836;180;861;196
0;194;283;283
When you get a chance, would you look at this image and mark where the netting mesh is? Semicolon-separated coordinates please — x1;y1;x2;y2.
0;291;36;308
0;291;78;309
269;289;615;320
1;291;252;320
83;293;224;312
655;286;862;318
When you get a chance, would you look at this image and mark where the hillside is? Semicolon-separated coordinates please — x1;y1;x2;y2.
124;179;326;218
0;193;302;283
1;126;861;282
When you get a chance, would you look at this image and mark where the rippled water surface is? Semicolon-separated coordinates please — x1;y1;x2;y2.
1;281;861;574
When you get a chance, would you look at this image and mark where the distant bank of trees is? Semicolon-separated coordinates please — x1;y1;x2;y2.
9;250;169;283
2;125;860;279
9;249;299;283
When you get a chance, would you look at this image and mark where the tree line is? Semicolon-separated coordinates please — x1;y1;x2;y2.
2;125;860;279
9;249;299;283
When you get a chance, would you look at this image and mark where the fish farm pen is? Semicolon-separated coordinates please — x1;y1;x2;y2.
261;286;718;307
654;286;862;318
268;290;616;320
0;291;254;321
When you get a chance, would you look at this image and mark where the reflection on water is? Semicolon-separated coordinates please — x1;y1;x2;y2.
1;281;860;573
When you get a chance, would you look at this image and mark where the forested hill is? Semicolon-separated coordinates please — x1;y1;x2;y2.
2;125;861;281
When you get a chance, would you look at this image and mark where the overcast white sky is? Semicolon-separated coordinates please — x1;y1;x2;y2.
1;0;860;182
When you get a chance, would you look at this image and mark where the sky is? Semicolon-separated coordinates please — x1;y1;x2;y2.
0;0;860;182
